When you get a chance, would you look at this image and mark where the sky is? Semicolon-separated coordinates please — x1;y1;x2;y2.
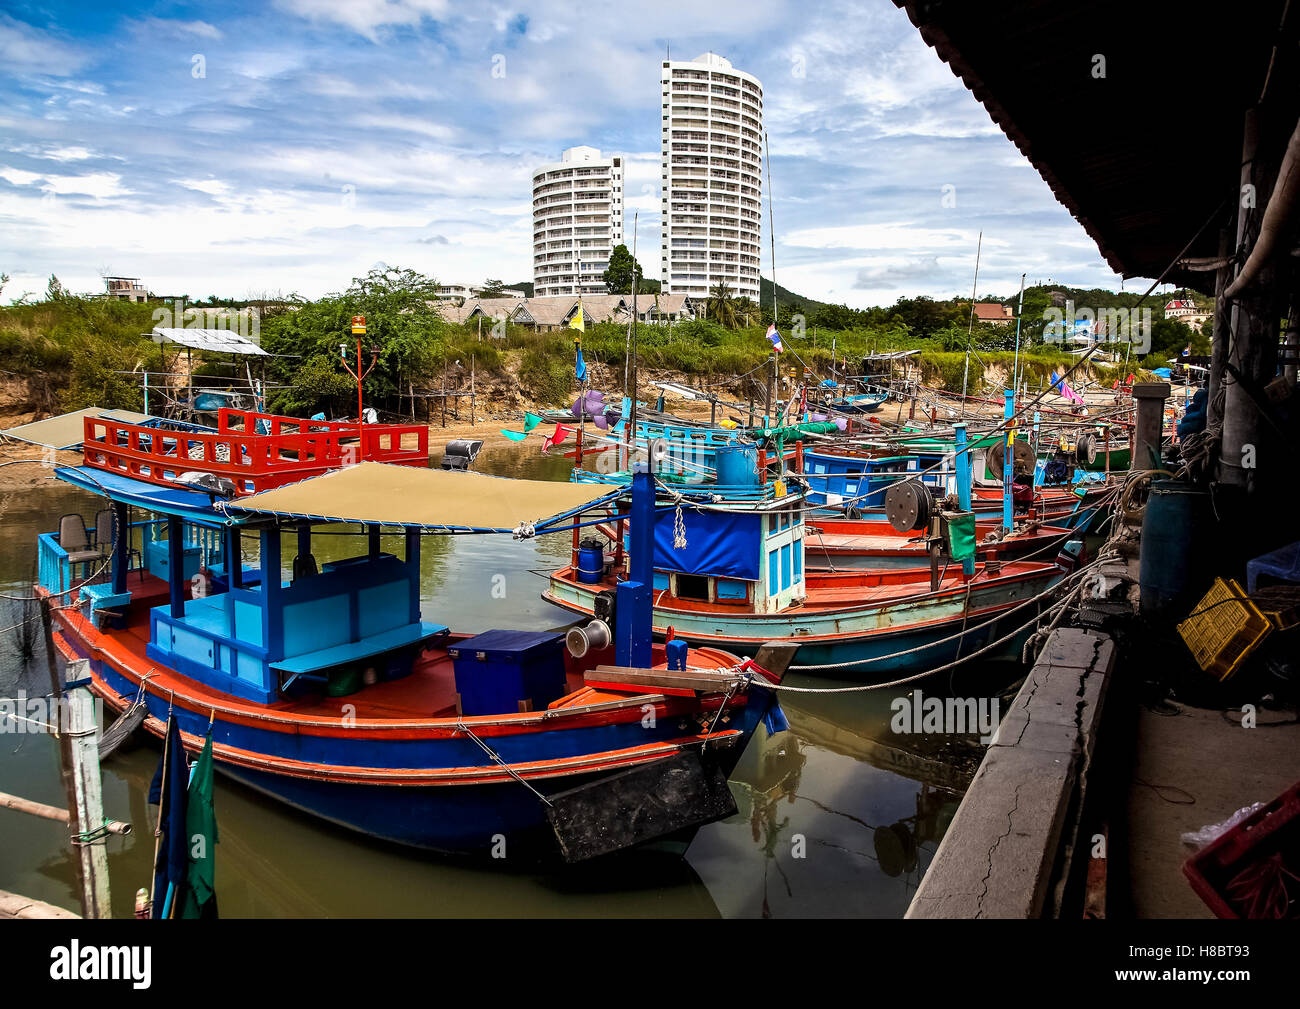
0;0;1153;307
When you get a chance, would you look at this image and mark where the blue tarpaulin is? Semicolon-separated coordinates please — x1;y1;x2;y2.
653;509;760;580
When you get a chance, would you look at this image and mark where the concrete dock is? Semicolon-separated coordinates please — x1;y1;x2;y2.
907;627;1116;918
1126;701;1300;917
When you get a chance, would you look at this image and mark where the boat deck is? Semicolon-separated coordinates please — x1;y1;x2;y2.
82;583;595;723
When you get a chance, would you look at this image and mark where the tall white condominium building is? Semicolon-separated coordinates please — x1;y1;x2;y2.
532;146;624;298
660;53;763;301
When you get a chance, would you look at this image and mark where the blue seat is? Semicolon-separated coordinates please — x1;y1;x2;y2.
270;621;450;675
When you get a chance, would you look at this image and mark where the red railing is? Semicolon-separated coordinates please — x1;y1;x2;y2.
82;408;429;495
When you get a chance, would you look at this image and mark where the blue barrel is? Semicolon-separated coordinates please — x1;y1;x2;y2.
715;445;758;487
576;541;605;584
1139;479;1214;617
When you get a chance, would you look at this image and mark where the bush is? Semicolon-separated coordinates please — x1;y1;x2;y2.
519;348;575;405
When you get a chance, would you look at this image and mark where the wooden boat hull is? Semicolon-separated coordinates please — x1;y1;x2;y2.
803;517;1074;570
543;563;1065;678
49;597;777;858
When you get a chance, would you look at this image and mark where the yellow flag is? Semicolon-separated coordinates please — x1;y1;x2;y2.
569;302;585;333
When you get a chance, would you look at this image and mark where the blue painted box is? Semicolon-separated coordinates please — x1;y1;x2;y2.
449;629;567;716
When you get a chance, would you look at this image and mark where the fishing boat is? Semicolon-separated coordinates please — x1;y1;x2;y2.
35;417;786;861
80;407;430;494
543;481;1078;677
803;513;1074;570
803;443;1116;531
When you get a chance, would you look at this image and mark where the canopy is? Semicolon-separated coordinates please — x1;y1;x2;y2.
1;408;150;450
56;466;226;527
152;328;268;356
223;461;622;533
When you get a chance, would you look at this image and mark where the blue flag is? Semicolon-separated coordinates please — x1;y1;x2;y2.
575;346;587;383
148;714;189;918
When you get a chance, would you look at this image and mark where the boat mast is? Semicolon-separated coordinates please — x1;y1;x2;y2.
765;130;778;428
961;231;982;417
1012;271;1026;404
627;211;640;469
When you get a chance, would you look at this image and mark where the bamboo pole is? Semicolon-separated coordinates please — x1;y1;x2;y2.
0;791;129;834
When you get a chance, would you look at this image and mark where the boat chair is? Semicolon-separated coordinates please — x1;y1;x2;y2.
58;513;103;580
292;552;318;581
94;508;142;583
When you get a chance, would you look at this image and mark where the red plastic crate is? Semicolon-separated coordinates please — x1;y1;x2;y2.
1183;780;1300;918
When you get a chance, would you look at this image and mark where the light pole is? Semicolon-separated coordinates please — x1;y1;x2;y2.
341;315;379;423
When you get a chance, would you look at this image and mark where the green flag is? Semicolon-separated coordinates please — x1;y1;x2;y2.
523;412;543;432
179;731;218;919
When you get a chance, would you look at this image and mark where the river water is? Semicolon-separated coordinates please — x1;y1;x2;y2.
0;442;1006;917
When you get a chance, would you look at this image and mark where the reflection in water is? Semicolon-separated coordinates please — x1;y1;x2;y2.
0;441;1012;917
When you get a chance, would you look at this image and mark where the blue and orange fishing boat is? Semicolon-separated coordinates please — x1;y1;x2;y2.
543;479;1080;677
35;411;786;861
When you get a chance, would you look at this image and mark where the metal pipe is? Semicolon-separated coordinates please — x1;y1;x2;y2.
1225;115;1300;299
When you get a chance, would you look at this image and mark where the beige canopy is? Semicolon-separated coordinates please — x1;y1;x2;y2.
1;408;151;450
224;461;621;533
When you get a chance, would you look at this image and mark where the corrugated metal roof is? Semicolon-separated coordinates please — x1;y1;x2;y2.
151;328;268;355
894;0;1299;285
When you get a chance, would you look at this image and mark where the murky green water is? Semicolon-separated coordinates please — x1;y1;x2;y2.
0;443;1004;917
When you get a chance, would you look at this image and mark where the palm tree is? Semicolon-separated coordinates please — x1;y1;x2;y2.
707;282;739;329
734;296;761;328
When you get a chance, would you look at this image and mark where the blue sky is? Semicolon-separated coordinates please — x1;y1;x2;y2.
0;0;1149;306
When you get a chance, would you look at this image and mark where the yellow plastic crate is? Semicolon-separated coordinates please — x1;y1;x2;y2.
1177;578;1272;681
1249;585;1300;631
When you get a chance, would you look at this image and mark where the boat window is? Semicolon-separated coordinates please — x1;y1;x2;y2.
675;573;710;601
716;579;748;602
768;549;778;595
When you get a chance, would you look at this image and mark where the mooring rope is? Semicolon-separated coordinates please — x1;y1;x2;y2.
766;554;1103;683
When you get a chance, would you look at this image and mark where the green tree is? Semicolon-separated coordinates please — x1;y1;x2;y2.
478;279;507;298
706;282;740;329
259;265;445;416
602;244;644;294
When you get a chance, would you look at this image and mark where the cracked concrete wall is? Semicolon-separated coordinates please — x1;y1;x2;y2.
906;628;1117;918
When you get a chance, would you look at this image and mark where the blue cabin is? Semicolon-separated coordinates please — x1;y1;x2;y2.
640;496;807;614
42;468;446;705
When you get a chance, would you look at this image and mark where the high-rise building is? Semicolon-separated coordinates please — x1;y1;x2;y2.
532;146;624;298
660;53;763;302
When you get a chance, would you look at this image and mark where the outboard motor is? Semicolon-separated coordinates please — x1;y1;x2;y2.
441;439;484;471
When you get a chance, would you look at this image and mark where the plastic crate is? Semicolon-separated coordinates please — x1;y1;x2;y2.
1250;584;1300;631
1177;577;1271;681
1183;781;1300;918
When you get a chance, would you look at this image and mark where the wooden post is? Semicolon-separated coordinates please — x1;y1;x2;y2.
67;665;112;918
470;355;476;425
1207;226;1233;431
40;606;111;917
441;361;448;428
